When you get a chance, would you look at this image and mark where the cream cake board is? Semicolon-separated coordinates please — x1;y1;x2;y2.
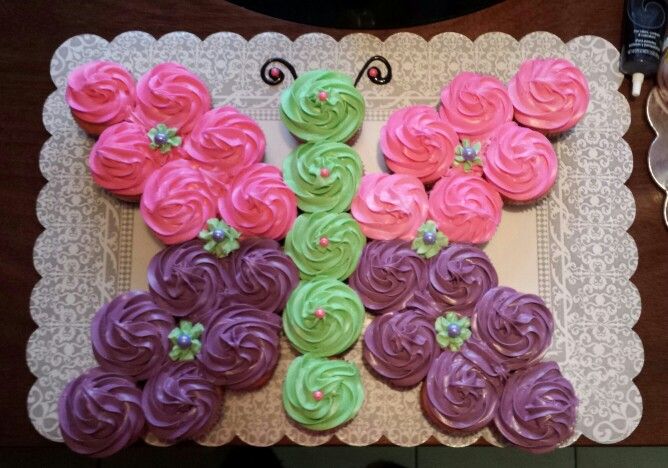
29;31;641;447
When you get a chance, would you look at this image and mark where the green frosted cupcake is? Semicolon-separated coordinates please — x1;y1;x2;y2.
283;141;363;214
284;212;366;281
283;277;364;357
283;354;364;431
280;70;365;143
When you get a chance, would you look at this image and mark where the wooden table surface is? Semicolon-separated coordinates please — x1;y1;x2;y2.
1;0;666;450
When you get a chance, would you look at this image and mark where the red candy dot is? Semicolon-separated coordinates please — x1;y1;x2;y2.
320;167;330;178
319;237;329;247
318;91;328;101
314;308;326;319
313;390;324;401
270;67;280;78
368;67;379;78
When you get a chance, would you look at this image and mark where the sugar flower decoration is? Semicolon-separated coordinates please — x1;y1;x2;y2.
454;139;482;172
148;123;182;153
198;218;241;257
412;220;448;258
168;320;204;361
434;312;471;351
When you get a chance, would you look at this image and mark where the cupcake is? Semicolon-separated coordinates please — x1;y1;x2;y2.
284;212;366;281
280;70;365;143
142;360;221;443
219;237;299;314
283;354;364;431
140;159;217;245
58;368;145;457
283;141;363;213
427;243;498;316
90;291;174;381
66;60;135;136
88;121;173;200
133;62;211;136
508;58;589;135
218;163;297;240
483;122;558;204
428;170;503;244
438;72;513;143
494;361;578;453
283;277;365;357
351;173;428;241
472;286;554;371
199;305;281;390
349;240;428;315
380;105;458;184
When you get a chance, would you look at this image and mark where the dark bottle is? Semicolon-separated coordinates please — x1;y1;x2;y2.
620;0;667;96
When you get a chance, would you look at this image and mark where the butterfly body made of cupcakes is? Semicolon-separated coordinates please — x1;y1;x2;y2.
60;55;584;455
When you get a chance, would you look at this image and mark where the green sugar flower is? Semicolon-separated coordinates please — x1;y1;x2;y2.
434;312;471;351
168;320;204;361
453;139;483;172
148;123;182;153
411;220;448;259
198;218;241;257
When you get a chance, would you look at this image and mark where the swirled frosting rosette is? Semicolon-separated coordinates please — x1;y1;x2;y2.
133;62;211;135
428;170;503;244
438;72;513;142
218;163;297;240
183;106;265;181
427;243;498;316
140;159;217;245
284;212;366;280
283;141;363;213
483;122;558;203
421;348;502;434
66;60;136;136
351;173;428;241
219;238;298;314
495;361;578;453
380;105;458;184
280;70;365;143
283;277;364;357
147;239;225;322
473;286;554;370
88;121;172;200
363;310;438;387
58;368;145;457
91;291;174;381
349;240;428;315
142;361;221;443
283;354;364;431
508;58;589;134
199;306;281;390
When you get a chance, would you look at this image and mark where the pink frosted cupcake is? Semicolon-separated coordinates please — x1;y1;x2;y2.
438;72;513;143
428;170;502;244
140;159;217;245
133;62;211;136
483;122;558;204
351;173;428;241
508;58;589;135
218;163;297;240
183;106;265;185
66;60;135;136
380;105;458;184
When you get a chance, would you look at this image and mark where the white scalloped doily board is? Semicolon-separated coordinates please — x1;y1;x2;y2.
29;31;641;447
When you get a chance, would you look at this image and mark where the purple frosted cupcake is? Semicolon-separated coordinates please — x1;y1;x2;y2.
58;368;145;457
427;244;498;316
142;361;221;443
220;238;299;314
420;349;502;434
349;240;427;315
473;286;554;370
363;310;439;387
91;291;174;381
147;240;225;323
199;305;281;390
495;361;578;453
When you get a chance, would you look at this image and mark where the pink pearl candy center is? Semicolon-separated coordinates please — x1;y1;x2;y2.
313;390;324;401
320;167;330;178
319;236;329;247
318;91;328;102
314;308;326;319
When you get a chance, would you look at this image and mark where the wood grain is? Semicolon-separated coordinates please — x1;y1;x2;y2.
1;0;666;449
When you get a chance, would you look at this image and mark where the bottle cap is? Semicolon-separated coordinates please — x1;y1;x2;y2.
632;72;644;97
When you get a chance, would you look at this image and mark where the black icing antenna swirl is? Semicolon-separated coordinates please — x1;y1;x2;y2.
261;58;298;85
354;55;392;87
